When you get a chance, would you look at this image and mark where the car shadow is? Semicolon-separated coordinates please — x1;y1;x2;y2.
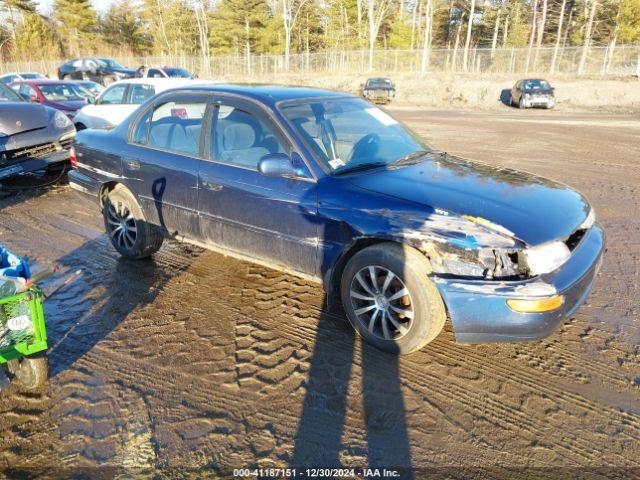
500;89;515;107
292;185;414;476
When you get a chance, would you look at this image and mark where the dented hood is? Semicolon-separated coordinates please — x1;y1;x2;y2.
347;153;590;246
0;102;49;135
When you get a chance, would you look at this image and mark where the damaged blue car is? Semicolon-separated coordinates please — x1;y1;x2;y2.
69;85;604;354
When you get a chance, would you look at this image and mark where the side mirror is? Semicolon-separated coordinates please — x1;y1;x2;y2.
258;153;301;178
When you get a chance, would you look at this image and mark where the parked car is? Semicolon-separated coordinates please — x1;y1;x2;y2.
9;79;92;119
69;85;603;354
361;77;396;104
73;80;105;98
57;58;139;86
0;81;75;180
73;78;210;130
510;79;556;109
0;72;47;84
140;66;194;79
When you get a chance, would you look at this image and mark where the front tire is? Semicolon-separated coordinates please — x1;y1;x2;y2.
340;243;446;354
103;184;164;259
519;97;527;109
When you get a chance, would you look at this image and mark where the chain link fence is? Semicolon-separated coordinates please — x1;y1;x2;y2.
1;46;639;79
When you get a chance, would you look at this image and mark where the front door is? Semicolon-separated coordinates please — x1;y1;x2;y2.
197;96;319;276
123;92;210;238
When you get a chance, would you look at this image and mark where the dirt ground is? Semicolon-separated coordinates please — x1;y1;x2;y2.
0;108;638;479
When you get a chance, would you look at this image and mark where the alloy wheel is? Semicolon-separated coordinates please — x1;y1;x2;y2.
349;265;414;341
106;200;137;251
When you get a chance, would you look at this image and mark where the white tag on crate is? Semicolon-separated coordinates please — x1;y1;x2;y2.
7;315;31;331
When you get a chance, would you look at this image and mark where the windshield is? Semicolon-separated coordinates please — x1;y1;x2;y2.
367;78;392;88
523;80;551;90
97;58;125;69
39;83;91;101
280;97;432;174
164;68;191;78
0;82;22;102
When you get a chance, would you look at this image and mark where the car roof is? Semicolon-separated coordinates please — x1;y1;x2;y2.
107;78;211;88
161;84;349;104
11;79;74;85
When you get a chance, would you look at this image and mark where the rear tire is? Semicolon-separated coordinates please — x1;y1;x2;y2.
103;184;164;259
340;242;446;354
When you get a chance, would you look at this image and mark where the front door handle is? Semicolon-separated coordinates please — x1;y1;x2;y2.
201;179;223;192
125;158;140;170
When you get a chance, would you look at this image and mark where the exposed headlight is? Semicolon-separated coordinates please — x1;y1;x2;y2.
579;208;595;230
524;241;570;276
54;110;72;129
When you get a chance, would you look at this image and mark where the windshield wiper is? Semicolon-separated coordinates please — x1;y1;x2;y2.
332;162;388;176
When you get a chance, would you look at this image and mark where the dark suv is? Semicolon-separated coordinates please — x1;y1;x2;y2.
57;58;140;86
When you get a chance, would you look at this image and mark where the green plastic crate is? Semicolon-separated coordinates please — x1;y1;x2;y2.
0;288;47;364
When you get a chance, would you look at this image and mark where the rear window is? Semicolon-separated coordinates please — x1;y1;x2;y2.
134;99;207;156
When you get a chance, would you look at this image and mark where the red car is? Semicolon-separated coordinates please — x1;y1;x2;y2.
9;79;92;119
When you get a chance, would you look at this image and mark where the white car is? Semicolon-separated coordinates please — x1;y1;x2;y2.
0;72;47;84
141;66;193;79
73;78;212;130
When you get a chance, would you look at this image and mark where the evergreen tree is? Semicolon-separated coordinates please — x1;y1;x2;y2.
53;0;99;56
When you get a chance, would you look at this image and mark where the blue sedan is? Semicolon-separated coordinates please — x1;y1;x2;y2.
68;85;603;354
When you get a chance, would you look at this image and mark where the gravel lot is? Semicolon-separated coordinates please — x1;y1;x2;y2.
0;109;638;478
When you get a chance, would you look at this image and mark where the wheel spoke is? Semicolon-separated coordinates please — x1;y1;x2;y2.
390;305;414;319
350;291;375;301
110;225;122;238
388;287;409;302
368;308;380;333
381;270;395;294
355;304;376;316
124;230;135;246
381;311;392;340
368;266;378;292
387;310;409;334
355;272;375;296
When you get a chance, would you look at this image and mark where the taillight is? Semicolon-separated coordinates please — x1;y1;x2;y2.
69;146;77;168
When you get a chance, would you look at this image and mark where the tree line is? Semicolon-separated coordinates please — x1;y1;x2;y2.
1;0;638;72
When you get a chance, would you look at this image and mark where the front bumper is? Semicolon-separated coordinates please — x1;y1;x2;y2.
0;149;70;180
434;224;604;344
522;96;555;108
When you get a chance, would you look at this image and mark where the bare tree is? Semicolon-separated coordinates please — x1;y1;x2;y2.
577;0;597;74
491;4;502;58
193;1;211;77
550;0;567;73
525;0;538;72
282;0;310;71
364;0;388;71
462;0;476;71
420;0;433;74
533;0;547;69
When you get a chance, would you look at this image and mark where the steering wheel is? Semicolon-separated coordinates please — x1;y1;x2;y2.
348;133;381;163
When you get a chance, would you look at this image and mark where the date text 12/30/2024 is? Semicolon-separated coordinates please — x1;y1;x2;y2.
233;468;402;478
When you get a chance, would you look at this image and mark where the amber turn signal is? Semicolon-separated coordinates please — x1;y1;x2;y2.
506;295;564;313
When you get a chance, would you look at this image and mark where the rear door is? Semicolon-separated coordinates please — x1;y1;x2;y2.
124;92;209;238
197;95;319;276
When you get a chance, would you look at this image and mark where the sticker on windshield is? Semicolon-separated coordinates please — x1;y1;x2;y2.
328;158;346;169
365;108;398;126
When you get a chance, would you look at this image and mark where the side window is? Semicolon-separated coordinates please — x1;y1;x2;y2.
147;99;207;156
148;69;163;78
99;84;127;104
72;59;83;69
213;105;286;169
130;84;155;104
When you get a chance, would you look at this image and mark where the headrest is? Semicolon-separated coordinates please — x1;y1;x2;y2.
223;123;255;150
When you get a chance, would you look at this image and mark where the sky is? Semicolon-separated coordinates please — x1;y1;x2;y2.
36;0;118;15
